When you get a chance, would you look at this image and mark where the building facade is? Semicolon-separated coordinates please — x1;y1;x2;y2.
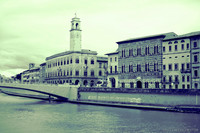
105;51;119;88
162;37;191;89
45;15;107;86
116;33;177;89
190;32;200;89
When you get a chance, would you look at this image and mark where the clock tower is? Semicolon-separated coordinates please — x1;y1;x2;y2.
70;14;82;51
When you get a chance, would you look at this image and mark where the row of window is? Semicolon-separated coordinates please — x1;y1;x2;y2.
163;55;190;59
47;59;95;68
163;84;190;89
163;63;190;71
163;43;190;52
163;75;190;82
46;70;103;78
121;45;160;58
167;40;185;44
121;82;160;88
110;57;117;62
121;63;159;73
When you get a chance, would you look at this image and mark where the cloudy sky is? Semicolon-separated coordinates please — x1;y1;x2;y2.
0;0;200;77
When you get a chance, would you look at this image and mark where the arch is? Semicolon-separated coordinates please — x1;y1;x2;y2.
75;80;79;85
90;80;94;87
76;23;78;29
83;80;88;86
137;81;142;88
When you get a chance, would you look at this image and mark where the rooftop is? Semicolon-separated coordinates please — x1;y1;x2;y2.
46;49;97;61
116;32;177;44
164;31;200;41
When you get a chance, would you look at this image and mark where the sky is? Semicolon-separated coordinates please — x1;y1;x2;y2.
0;0;200;77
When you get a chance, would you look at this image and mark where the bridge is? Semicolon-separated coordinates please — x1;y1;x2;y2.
0;83;79;101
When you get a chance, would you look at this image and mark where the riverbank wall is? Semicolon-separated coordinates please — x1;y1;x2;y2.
78;87;200;106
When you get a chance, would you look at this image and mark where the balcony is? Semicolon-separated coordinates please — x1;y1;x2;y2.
162;80;179;84
180;69;191;73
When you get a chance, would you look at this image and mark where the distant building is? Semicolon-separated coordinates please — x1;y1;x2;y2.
21;63;40;84
116;32;177;88
39;62;46;83
45;15;107;86
105;51;119;88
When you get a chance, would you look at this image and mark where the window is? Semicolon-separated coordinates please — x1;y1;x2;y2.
85;59;87;65
169;46;172;52
187;84;190;89
155;82;159;88
163;76;166;82
115;66;117;73
130;82;134;88
110;58;112;62
168;41;172;44
67;59;69;64
154;45;158;54
75;70;79;76
121;83;125;88
99;63;102;68
182;75;185;82
194;83;198;89
175;45;178;51
187;43;190;49
169;76;172;82
115;57;117;62
174;63;179;71
84;70;87;76
175;84;178;89
186;63;190;69
70;58;73;64
168;64;172;71
145;63;149;71
181;44;184;50
91;59;94;64
154;62;158;71
137;47;141;56
181;63;185;70
193;42;197;48
146;46;150;54
70;70;72;76
121;65;125;73
194;70;198;77
91;70;94;76
194;55;198;63
110;66;112;73
76;58;79;64
129;49;133;56
163;46;165;52
187;75;190;82
137;64;141;72
163;85;166;89
182;84;185;89
175;75;179;82
145;82;148;88
64;60;66;65
99;71;102;76
129;64;133;72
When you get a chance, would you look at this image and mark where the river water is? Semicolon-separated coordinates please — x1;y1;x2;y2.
0;93;200;133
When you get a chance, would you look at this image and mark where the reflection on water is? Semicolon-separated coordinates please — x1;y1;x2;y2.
0;93;200;133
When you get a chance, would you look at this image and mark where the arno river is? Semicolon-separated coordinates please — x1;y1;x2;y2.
0;93;200;133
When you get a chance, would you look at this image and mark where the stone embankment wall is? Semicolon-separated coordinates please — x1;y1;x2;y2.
0;83;78;101
79;87;200;106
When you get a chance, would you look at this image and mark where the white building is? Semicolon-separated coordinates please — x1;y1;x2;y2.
45;15;107;86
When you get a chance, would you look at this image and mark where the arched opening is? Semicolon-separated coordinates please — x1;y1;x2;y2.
76;23;78;29
75;80;79;85
110;78;116;88
90;80;94;87
137;81;142;88
83;80;88;87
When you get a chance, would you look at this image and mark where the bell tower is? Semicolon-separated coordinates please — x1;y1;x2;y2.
70;14;82;51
